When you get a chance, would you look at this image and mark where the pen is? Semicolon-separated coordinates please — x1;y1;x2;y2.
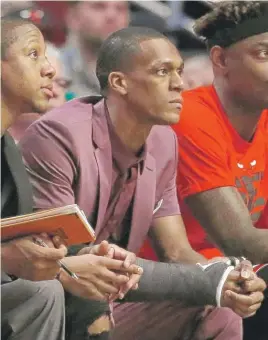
34;237;79;280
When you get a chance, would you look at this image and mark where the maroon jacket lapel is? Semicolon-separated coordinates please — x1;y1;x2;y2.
91;100;113;238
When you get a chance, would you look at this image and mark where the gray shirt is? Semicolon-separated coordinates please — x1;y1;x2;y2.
60;37;101;97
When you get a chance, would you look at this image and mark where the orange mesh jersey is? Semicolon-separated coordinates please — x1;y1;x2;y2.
173;85;268;252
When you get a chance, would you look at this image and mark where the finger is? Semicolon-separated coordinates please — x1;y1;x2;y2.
38;245;67;260
227;270;241;282
33;235;67;257
111;246;126;261
93;278;120;295
243;309;260;319
133;283;139;290
82;283;108;301
34;234;55;248
52;235;68;249
98;241;110;257
223;291;251;318
123;252;136;269
118;274;141;299
97;268;130;286
225;290;264;307
243;302;262;316
108;292;120;302
243;312;257;319
98;257;142;274
239;260;254;280
107;247;115;259
246;291;265;305
224;278;243;294
243;277;267;294
126;264;143;275
232;300;262;318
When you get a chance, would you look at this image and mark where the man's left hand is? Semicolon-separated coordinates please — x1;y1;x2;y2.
79;241;143;300
222;266;266;318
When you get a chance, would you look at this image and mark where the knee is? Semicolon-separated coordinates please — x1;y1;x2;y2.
38;279;65;312
87;314;112;335
218;308;243;335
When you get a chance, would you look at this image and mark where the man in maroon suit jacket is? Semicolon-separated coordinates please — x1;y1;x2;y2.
20;27;265;340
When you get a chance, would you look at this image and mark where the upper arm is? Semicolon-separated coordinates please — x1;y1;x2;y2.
175;116;234;199
19;119;77;210
149;131;204;263
186;186;268;263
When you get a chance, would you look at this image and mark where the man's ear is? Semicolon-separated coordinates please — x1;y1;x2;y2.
108;72;128;95
210;45;228;76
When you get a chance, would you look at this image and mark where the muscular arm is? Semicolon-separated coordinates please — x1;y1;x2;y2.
149;215;206;264
186;186;268;264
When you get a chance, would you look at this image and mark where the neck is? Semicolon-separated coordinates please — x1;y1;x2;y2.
106;97;153;154
214;79;263;141
78;37;100;67
1;99;18;137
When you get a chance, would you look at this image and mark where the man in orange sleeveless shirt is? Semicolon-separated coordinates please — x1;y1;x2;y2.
173;2;268;339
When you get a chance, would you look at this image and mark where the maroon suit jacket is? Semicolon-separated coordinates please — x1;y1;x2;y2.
20;97;180;253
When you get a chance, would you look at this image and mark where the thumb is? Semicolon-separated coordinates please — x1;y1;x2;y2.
41;245;67;260
52;235;67;249
97;241;110;256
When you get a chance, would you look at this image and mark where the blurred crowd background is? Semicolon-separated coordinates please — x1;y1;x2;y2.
1;0;214;106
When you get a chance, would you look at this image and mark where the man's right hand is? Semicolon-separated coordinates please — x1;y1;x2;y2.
60;254;143;301
1;234;67;281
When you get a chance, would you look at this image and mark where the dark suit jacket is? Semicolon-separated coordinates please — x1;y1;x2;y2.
1;133;33;218
20;97;180;253
1;133;33;294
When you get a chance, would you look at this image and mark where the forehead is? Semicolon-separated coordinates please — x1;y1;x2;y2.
136;38;182;67
6;24;43;54
233;32;268;51
79;0;128;10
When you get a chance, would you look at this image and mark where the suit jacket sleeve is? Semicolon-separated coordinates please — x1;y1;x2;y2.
153;129;180;219
19;119;78;210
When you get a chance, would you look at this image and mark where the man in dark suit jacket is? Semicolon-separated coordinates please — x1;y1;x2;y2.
20;27;266;340
1;18;66;340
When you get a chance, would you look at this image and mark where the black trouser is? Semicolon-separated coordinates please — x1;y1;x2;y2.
243;291;268;340
65;292;110;340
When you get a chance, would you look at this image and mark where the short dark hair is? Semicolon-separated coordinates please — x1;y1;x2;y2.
96;26;167;94
1;18;35;60
194;1;268;48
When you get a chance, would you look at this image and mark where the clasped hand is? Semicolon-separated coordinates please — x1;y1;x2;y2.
221;260;267;318
61;241;143;301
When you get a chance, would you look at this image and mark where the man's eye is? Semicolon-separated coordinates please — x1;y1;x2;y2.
29;50;38;59
177;68;184;76
156;68;168;76
258;50;268;59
